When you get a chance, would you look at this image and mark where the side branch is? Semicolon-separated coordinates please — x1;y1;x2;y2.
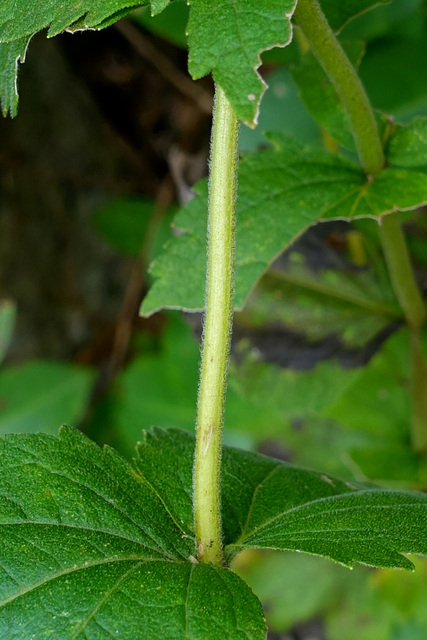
294;0;384;176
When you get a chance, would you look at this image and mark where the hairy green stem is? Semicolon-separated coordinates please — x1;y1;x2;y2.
379;212;427;454
294;0;384;176
193;85;239;564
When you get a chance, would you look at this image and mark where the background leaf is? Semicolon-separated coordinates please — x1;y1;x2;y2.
93;196;154;258
0;361;95;434
388;118;427;168
132;2;189;48
291;41;368;150
0;300;15;365
319;0;390;33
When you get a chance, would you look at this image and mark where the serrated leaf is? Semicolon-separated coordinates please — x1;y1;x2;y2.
0;37;29;117
0;300;15;365
0;1;146;41
187;0;296;126
151;0;172;16
137;428;427;571
320;0;390;33
0;361;95;434
142;134;427;315
0;427;266;639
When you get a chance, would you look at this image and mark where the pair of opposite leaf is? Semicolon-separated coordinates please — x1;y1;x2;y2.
1;426;427;638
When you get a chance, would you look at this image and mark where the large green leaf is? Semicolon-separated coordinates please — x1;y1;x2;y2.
0;427;266;639
137;428;427;570
142;133;427;315
0;360;95;434
187;0;296;126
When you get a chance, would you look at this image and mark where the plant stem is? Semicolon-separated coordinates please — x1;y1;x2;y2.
294;0;384;176
379;213;426;332
193;85;239;564
379;212;427;454
410;330;427;454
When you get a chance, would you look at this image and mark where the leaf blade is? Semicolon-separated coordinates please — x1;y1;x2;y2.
142;134;427;315
187;0;297;126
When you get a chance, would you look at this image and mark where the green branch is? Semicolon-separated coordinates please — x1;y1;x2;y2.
379;212;427;454
294;0;384;176
193;85;239;564
379;213;426;332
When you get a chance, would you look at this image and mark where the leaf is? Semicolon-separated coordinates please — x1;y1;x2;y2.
239;237;400;349
0;427;266;639
239;67;321;154
0;361;95;434
137;428;427;571
388;118;427;168
230;352;360;426
236;551;352;632
187;0;297;126
358;33;427;122
0;300;15;365
142;133;427;315
132;2;189;48
339;0;424;43
318;328;427;485
319;0;390;33
280;328;427;487
0;37;29;117
93;196;154;257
